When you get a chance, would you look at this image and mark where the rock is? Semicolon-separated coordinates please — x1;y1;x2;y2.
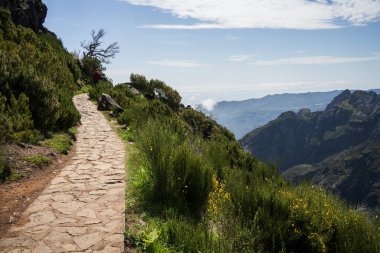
97;94;123;113
326;89;351;110
0;0;48;33
74;233;102;250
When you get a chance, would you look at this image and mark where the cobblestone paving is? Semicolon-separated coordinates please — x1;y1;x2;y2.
0;94;126;253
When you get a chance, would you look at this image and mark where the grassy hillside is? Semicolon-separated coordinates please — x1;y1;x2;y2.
90;75;380;253
0;8;81;180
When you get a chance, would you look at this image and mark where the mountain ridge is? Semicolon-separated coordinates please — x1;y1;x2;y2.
240;89;380;211
202;89;380;139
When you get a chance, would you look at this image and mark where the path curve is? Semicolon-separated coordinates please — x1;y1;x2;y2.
0;94;125;253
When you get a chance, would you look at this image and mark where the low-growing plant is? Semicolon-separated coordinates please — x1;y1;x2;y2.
6;172;28;182
24;154;52;166
12;130;44;144
121;127;135;142
40;133;73;154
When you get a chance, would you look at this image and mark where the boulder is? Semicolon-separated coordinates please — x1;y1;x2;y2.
97;94;123;114
0;0;48;32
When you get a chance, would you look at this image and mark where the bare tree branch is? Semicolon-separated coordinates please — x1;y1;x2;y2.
81;29;119;64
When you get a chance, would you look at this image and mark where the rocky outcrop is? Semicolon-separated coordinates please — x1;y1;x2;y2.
241;90;380;211
0;0;47;32
97;94;123;114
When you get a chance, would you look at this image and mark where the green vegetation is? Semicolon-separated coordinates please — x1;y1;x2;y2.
0;8;80;144
90;74;380;252
6;172;28;182
0;6;83;182
0;150;11;182
24;154;52;166
40;134;73;154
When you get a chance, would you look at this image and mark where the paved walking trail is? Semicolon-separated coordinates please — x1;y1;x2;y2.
0;94;126;253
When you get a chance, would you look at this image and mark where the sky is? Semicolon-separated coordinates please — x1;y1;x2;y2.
44;0;380;107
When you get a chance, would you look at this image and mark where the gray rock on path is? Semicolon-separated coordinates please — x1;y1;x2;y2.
98;94;123;114
0;93;126;253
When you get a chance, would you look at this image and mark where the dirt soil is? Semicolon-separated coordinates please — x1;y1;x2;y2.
0;143;75;237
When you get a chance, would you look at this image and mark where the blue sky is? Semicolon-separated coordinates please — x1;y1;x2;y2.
44;0;380;107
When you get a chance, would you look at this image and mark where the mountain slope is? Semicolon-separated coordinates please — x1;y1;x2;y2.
241;89;380;210
0;2;81;143
202;90;343;139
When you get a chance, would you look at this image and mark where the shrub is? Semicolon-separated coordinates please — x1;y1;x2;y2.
0;150;11;182
81;55;102;82
0;8;80;136
8;93;33;133
12;130;44;144
56;88;81;130
130;73;152;94
88;80;113;101
150;79;181;111
40;134;73;154
24;154;52;166
0;95;11;143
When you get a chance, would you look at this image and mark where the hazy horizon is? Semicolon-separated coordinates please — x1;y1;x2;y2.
44;0;380;106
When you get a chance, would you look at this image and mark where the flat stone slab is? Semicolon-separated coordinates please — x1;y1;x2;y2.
0;94;125;253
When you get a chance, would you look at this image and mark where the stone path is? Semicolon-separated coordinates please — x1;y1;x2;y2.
0;94;126;253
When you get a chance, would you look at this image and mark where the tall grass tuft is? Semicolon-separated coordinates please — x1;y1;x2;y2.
136;119;212;216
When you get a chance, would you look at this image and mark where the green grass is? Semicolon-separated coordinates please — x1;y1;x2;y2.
6;172;28;182
121;127;136;142
75;84;92;95
40;134;73;154
24;154;52;166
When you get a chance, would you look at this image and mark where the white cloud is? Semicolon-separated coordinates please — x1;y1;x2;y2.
202;98;217;111
122;0;380;29
228;54;252;62
146;59;211;68
252;55;380;66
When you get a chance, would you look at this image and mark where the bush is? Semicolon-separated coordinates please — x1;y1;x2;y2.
24;154;52;166
130;73;152;94
40;134;73;154
0;150;11;182
12;130;44;144
81;55;102;83
0;95;11;143
8;93;33;133
88;80;113;101
56;88;81;130
0;8;80;135
150;79;181;111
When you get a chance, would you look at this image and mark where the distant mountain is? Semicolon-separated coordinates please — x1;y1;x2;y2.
201;90;344;139
240;89;380;211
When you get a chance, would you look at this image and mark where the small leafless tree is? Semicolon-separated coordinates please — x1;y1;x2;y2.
81;29;119;64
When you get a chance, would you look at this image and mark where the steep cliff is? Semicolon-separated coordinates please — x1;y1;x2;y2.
0;0;47;32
